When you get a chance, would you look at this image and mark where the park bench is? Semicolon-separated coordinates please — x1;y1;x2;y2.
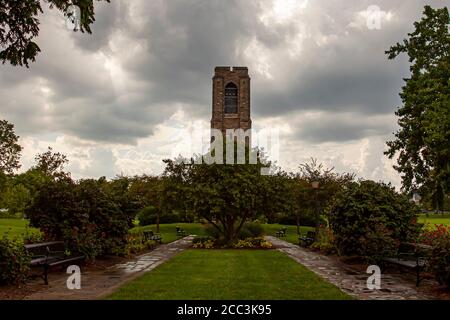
275;227;287;238
299;231;316;247
24;241;85;285
176;226;187;237
143;230;162;244
382;242;431;287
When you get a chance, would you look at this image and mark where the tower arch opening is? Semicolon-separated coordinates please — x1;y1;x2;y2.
224;82;238;114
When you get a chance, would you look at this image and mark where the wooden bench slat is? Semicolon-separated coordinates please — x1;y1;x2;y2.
47;256;85;267
24;241;64;250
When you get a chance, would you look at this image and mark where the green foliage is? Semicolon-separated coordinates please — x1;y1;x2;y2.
137;206;184;226
0;236;30;284
204;224;222;239
163;146;284;243
192;238;216;249
419;225;450;288
0;184;30;218
22;226;43;244
192;236;272;249
310;226;336;254
232;237;272;249
385;6;450;210
0;0;111;67
277;211;322;227
0;119;22;175
33;147;68;176
237;222;264;239
26;176;135;260
329;180;421;263
125;230;157;255
192;236;215;245
138;206;158;226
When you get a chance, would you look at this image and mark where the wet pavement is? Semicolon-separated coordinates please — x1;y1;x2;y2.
266;236;436;300
24;236;194;300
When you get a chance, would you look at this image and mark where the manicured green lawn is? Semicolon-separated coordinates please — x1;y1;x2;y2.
418;214;450;227
262;224;313;245
0;218;40;239
107;249;351;300
130;223;208;244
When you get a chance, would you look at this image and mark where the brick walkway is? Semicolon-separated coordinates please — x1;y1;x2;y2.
25;236;194;300
266;236;436;300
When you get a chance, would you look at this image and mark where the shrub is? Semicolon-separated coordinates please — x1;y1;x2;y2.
329;180;420;263
0;236;30;284
204;225;222;239
192;239;215;249
138;206;158;226
192;236;214;244
419;225;450;288
205;222;264;241
192;236;272;249
26;177;135;260
240;222;264;238
232;237;273;249
137;206;183;226
125;231;157;255
22;227;43;244
233;239;254;249
277;212;322;227
311;226;337;254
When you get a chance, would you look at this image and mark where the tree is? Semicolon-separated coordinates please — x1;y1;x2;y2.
163;147;277;243
385;6;450;211
34;146;68;176
127;175;165;232
297;158;355;234
0;183;30;218
0;0;111;67
0;119;22;175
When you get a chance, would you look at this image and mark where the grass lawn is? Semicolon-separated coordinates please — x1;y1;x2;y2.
418;214;450;227
0;218;40;239
262;224;313;245
107;249;351;300
130;223;208;244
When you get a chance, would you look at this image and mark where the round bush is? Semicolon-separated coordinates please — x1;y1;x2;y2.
138;207;183;226
138;206;158;226
240;222;264;238
329;180;420;263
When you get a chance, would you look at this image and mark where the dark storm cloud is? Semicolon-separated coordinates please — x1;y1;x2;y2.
291;112;397;143
0;0;446;146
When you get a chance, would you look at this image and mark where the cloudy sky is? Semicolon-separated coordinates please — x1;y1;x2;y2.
0;0;445;186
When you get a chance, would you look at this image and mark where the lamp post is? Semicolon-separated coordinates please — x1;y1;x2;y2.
412;192;421;205
311;181;320;236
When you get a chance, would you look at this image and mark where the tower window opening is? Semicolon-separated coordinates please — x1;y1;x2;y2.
224;83;238;114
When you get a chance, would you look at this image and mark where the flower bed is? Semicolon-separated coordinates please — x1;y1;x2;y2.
418;225;450;288
192;236;273;249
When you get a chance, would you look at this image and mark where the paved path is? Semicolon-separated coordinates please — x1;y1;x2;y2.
266;236;435;300
25;236;194;300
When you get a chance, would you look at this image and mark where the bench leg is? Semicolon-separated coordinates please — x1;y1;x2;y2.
43;265;49;285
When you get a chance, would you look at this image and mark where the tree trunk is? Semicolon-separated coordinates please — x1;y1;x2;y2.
156;211;160;233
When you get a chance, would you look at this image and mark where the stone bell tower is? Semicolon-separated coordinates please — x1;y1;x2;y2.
211;66;252;134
